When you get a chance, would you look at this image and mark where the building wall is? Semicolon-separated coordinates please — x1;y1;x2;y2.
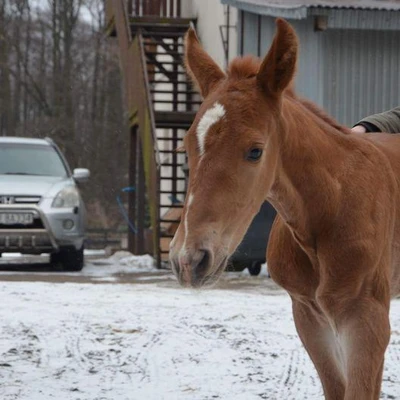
322;28;400;125
182;0;238;69
240;10;400;126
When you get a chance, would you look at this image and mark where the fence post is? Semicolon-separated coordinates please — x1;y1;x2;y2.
136;132;146;254
128;125;138;254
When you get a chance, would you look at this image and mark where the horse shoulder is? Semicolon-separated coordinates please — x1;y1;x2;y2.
267;214;319;297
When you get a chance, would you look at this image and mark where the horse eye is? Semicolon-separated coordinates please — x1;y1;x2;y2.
246;148;263;162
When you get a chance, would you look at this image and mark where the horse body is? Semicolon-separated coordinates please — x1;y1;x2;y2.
266;105;400;397
363;133;400;295
170;18;399;399
267;101;400;299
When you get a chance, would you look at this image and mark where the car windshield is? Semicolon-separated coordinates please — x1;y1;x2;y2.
0;143;68;177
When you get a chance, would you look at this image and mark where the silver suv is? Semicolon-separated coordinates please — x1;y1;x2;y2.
0;137;90;271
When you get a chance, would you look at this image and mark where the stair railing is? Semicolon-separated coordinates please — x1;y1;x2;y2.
128;0;182;17
106;0;161;261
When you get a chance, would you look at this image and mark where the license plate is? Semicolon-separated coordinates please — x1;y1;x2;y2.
0;213;34;225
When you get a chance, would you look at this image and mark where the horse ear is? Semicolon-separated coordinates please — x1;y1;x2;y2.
256;18;298;97
185;27;226;98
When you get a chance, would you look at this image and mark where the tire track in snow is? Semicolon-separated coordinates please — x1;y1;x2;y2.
136;332;165;400
0;322;44;400
381;330;400;399
62;314;136;396
1;282;400;399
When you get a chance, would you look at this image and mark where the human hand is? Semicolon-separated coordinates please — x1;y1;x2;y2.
351;125;366;133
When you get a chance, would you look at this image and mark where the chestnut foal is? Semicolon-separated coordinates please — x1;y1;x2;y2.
169;19;400;400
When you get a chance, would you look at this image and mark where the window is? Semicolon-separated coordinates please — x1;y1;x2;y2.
0;143;68;177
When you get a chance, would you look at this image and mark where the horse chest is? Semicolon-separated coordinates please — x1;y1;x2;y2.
268;253;319;298
267;220;319;298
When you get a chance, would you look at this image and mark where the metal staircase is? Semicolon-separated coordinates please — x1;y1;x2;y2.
105;1;200;266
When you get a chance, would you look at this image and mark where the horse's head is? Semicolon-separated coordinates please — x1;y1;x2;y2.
170;19;298;287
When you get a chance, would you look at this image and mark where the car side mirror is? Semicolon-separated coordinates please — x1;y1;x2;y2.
73;168;90;183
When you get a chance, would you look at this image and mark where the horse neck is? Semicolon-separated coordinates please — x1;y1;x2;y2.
267;97;349;242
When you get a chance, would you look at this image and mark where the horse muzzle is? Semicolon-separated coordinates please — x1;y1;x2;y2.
170;247;228;288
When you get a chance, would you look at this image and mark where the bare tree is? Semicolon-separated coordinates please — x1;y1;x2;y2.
1;0;129;229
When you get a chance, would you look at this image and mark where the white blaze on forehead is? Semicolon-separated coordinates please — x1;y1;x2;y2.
196;102;226;156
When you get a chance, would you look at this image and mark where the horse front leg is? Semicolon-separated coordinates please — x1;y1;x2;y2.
292;299;346;400
317;293;390;400
342;299;389;400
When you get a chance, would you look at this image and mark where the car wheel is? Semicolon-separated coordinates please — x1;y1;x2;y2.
50;246;84;271
248;261;262;276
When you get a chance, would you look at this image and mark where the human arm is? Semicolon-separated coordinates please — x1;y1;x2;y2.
352;106;400;133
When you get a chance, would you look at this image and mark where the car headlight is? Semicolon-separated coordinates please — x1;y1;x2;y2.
52;187;80;208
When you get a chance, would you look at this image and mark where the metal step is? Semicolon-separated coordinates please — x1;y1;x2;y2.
156;137;186;141
152;99;201;105
151;89;197;95
129;16;193;28
160;176;186;181
155;111;196;124
144;39;185;47
160;204;184;208
146;59;184;66
142;31;186;38
159;149;185;154
159;191;186;195
145;50;183;57
149;79;182;84
159;163;185;167
156;122;193;129
132;25;190;37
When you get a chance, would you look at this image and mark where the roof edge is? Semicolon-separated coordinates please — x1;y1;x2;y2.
221;0;308;19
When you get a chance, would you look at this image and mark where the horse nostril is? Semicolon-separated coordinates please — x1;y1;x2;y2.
194;249;211;276
174;248;213;287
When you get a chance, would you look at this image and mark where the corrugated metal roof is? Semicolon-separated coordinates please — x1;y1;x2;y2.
222;0;400;19
224;0;400;11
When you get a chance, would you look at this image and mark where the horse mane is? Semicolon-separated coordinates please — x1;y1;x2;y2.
227;56;350;135
296;96;351;135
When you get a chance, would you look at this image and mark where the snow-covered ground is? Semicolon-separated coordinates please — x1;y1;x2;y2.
0;256;399;400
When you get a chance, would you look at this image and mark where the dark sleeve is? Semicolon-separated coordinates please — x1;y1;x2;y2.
354;106;400;133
